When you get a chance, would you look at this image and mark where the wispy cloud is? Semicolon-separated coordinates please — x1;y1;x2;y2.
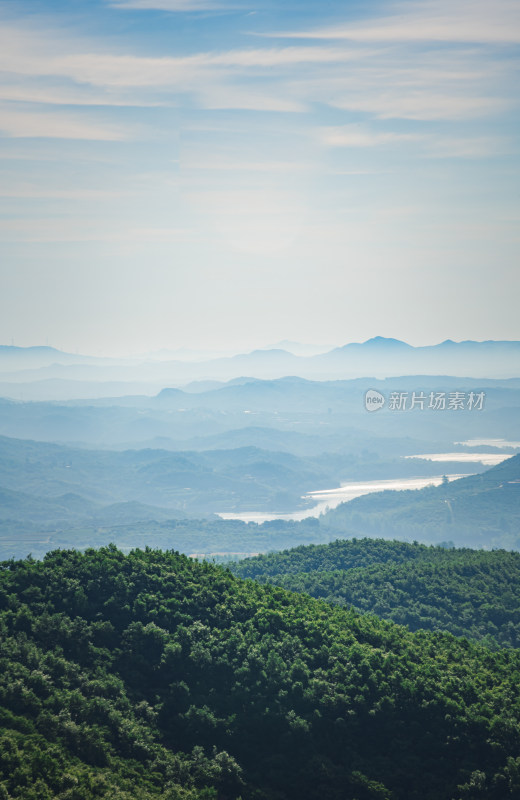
0;22;371;120
319;125;420;148
0;26;372;88
0;183;126;199
281;46;517;121
1;12;514;128
108;0;230;10
0;217;192;243
426;135;511;159
196;47;368;68
319;124;510;159
268;0;520;44
181;157;310;172
0;106;130;140
329;90;510;121
197;85;306;112
0;83;167;108
0;4;516;155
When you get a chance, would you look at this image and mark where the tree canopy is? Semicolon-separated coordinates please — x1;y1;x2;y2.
1;546;520;798
232;539;520;648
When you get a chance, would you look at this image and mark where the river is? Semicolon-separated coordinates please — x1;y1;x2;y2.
217;473;469;524
405;452;510;466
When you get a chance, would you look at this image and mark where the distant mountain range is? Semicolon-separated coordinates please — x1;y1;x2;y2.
1;338;520;400
1;374;520;448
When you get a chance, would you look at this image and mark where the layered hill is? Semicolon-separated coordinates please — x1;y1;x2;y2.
1;376;520;448
2;339;520;401
0;434;342;517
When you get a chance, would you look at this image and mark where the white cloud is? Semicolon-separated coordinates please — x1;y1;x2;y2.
0;184;125;199
180;157;310;172
0;106;130;140
319;124;509;159
197;85;306;112
281;47;517;121
0;83;167;108
0;29;372;89
197;46;368;68
269;0;520;44
426;135;511;159
319;125;421;148
330;91;510;121
0;25;364;116
108;0;229;9
0;3;516;138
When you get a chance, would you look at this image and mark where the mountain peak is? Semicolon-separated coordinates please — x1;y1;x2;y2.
363;337;410;348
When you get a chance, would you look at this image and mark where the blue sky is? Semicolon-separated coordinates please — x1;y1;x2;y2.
0;0;519;355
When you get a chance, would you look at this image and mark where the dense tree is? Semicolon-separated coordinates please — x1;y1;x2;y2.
1;546;520;798
233;539;520;648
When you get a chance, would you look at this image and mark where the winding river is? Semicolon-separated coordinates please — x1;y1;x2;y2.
218;473;469;524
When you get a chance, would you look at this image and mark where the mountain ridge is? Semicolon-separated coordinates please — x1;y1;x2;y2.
3;338;520;399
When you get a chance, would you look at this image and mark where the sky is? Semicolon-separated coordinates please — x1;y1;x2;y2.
0;0;519;356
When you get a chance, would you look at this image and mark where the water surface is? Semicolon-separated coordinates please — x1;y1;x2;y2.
218;473;468;524
406;453;509;466
455;438;520;449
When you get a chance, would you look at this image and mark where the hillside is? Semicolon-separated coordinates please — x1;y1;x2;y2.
322;454;520;549
2;547;520;798
233;540;520;648
0;433;471;542
0;434;344;517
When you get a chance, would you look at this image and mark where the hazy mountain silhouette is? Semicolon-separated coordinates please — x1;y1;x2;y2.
2;339;520;402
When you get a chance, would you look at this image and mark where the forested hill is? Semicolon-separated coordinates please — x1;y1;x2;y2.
233;539;520;648
232;538;441;579
2;548;520;799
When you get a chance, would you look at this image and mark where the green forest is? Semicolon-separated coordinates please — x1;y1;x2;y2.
2;546;520;799
232;539;520;648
